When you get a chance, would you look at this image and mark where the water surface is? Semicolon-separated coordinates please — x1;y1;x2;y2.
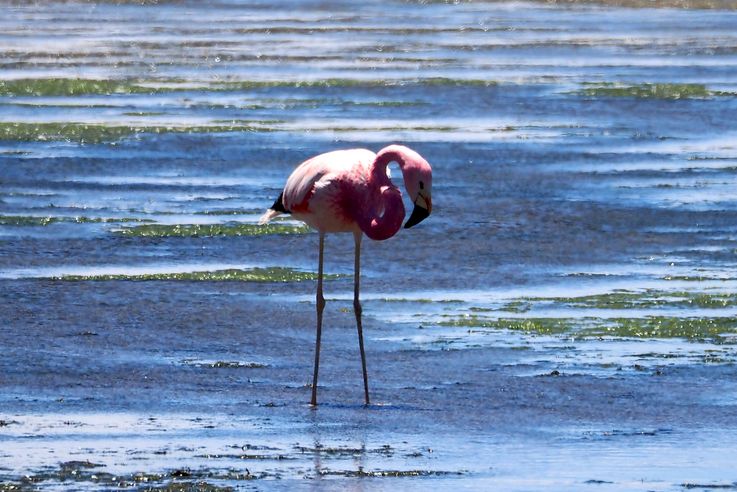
2;1;737;490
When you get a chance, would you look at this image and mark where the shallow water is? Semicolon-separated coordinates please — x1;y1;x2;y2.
2;1;737;490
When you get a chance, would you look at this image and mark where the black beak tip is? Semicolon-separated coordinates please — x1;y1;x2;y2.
404;204;430;229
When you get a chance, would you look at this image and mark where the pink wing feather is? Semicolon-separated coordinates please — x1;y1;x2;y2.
283;149;373;211
260;149;376;231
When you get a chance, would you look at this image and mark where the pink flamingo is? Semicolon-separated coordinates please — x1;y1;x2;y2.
259;144;433;405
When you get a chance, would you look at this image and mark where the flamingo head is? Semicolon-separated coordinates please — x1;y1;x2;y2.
402;158;433;229
375;144;433;229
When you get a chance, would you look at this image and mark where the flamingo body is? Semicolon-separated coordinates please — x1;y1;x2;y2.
283;148;375;234
260;144;433;405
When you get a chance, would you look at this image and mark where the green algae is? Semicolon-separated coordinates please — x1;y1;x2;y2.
116;222;310;237
663;275;732;282
295;444;395;457
581;317;737;342
0;77;497;99
326;125;458;132
681;483;737;490
211;118;284;126
346;100;425;107
0;462;244;492
122;111;167;117
0;484;31;492
502;300;534;313
193;209;263;216
1;93;501;142
196;452;290;460
0;122;272;144
0;460;460;491
215;77;496;90
516;290;737;310
541;0;737;9
0;215;153;226
318;468;463;478
141;481;234;491
577;83;714;99
183;360;268;369
52;267;342;283
523;291;666;310
379;297;464;304
0;122;139;143
437;315;737;343
438;316;573;335
0;78;159;97
676;292;737;308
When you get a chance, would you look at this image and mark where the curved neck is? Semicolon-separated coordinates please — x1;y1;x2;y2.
359;187;404;241
357;149;407;241
372;148;406;182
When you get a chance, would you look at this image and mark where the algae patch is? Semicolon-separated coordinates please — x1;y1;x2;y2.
194;209;263;216
182;359;268;369
116;222;310;237
681;483;737;489
576;83;718;99
295;444;396;457
379;297;464;304
0;78;161;97
0;77;497;99
213;77;496;90
521;290;737;310
0;122;273;144
438;316;573;336
51;267;341;283
0;215;152;226
582;316;737;342
437;315;737;343
501;300;534;313
318;468;464;478
0;461;246;491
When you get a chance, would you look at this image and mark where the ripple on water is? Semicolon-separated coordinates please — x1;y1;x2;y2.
0;264;343;282
3;1;737;489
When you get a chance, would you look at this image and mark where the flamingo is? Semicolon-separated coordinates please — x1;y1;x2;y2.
259;144;433;406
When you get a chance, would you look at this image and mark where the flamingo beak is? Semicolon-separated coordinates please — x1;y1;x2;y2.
404;193;432;229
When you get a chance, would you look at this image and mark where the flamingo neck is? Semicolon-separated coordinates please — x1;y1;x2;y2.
357;149;407;241
371;148;407;182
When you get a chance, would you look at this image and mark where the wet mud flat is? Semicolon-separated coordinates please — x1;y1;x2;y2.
2;0;737;490
2;280;737;491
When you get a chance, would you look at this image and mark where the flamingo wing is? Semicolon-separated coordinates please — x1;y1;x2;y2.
259;148;376;231
282;149;375;213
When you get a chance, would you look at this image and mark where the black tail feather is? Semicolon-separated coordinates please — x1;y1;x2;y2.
270;191;289;213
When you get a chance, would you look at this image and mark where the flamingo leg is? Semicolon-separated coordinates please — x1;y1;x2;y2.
353;232;370;405
311;232;326;406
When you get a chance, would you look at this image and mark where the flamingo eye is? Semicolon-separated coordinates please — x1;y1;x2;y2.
419;181;424;190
